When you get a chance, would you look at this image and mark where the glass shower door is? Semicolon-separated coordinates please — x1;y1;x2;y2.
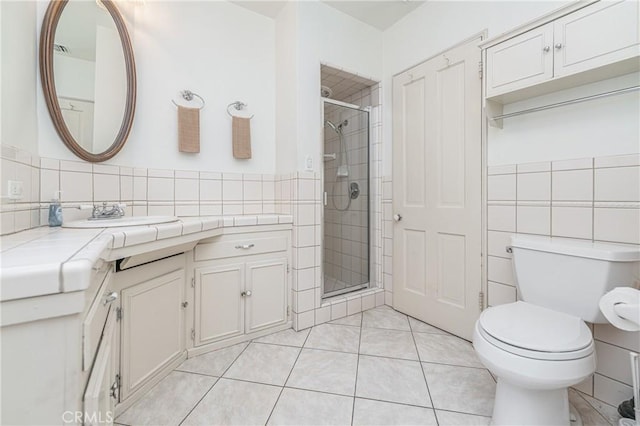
322;101;370;298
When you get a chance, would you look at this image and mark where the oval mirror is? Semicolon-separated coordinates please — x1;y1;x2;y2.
40;0;136;162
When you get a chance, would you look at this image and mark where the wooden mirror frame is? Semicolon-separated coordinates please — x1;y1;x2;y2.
40;0;136;162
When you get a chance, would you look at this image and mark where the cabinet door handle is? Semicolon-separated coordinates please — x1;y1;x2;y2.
241;290;252;297
182;301;189;308
555;43;563;50
103;291;118;305
543;46;550;52
235;243;255;249
110;380;119;400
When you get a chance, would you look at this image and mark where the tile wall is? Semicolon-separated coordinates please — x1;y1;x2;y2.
487;153;640;407
0;144;281;236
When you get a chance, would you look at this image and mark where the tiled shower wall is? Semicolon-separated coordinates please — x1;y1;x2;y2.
323;101;370;292
487;153;640;408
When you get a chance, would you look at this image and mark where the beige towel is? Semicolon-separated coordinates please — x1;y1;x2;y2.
178;106;200;153
232;116;252;159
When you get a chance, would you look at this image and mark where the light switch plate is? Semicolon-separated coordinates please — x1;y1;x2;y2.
7;180;23;200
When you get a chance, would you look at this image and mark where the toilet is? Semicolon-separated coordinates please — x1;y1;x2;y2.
473;235;640;426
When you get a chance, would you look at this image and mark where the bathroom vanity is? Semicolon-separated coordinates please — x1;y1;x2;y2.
0;215;292;425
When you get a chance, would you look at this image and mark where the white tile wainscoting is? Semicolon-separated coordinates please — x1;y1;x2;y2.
487;153;640;409
114;306;615;426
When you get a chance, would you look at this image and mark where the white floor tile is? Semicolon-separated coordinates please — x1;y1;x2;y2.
267;388;353;426
330;313;362;327
435;410;491;426
414;333;484;368
286;348;358;396
176;342;248;377
362;306;410;331
182;378;281;426
304;323;361;353
224;343;300;386
356;355;431;407
359;327;418;360
254;328;311;347
353;398;438;426
422;363;495;417
116;371;216;426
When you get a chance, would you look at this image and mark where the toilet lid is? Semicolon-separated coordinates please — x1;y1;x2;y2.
479;301;592;353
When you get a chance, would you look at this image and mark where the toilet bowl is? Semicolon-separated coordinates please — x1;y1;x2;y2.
473;235;640;426
473;302;596;425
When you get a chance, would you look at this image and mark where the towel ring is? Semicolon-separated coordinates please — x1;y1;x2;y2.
227;101;254;119
172;90;205;109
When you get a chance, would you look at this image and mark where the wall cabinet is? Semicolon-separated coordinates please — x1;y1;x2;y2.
192;230;291;348
485;0;639;99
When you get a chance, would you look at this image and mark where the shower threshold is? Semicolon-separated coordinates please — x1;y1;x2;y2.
323;278;369;299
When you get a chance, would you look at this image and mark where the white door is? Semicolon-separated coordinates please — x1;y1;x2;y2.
245;258;288;333
393;37;483;340
485;23;554;98
120;269;185;399
194;263;245;346
553;0;640;78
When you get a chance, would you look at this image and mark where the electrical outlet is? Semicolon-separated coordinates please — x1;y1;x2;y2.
7;180;23;201
305;156;313;171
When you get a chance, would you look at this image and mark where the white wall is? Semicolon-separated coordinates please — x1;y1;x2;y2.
53;55;95;101
278;1;383;173
37;1;277;173
381;0;571;174
1;1;38;154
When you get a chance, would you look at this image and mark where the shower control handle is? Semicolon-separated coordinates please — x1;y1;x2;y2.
394;214;403;222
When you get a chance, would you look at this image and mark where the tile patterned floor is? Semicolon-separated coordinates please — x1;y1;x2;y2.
116;306;615;426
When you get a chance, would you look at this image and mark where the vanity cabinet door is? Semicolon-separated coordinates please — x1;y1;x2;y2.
84;307;118;426
245;258;288;334
120;269;185;400
194;263;245;346
485;23;554;98
553;0;640;78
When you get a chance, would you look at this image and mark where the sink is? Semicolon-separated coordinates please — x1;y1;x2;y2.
62;216;180;229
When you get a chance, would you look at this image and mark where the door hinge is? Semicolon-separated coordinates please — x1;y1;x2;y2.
191;328;195;340
287;305;290;318
286;263;290;274
116;307;122;321
191;277;195;288
478;291;485;311
478;60;483;79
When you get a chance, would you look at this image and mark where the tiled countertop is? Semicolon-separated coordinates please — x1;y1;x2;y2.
0;215;293;303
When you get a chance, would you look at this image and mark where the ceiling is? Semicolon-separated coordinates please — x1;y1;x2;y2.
231;0;425;30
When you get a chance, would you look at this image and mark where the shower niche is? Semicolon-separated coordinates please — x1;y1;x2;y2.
321;65;375;298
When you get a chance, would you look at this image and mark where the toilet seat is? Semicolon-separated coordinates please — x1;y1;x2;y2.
478;301;594;361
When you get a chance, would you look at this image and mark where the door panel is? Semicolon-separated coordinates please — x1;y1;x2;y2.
120;269;185;400
393;37;482;340
486;24;554;97
245;258;288;333
195;264;244;346
554;0;640;77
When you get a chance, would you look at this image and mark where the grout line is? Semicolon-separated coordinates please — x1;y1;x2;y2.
409;316;439;426
350;310;364;425
264;326;312;425
177;342;252;426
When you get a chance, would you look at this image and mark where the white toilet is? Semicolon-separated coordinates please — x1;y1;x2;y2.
473;235;640;426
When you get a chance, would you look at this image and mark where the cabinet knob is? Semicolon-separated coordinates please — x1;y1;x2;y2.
103;291;118;305
241;290;252;297
393;214;403;222
543;46;550;52
555;43;563;50
182;301;189;308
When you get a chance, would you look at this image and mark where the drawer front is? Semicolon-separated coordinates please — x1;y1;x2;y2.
83;269;116;371
195;234;288;261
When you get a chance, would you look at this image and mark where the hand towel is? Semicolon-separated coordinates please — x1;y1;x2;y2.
178;105;200;153
232;116;252;159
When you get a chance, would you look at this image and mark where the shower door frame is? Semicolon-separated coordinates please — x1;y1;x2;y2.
321;97;372;299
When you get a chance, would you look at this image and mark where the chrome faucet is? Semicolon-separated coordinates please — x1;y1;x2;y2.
90;202;126;220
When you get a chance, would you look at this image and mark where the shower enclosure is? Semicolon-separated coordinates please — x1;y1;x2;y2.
322;99;370;298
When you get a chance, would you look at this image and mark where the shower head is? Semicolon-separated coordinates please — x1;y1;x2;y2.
324;119;349;133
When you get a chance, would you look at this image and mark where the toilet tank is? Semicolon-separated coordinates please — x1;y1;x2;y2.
510;235;640;323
